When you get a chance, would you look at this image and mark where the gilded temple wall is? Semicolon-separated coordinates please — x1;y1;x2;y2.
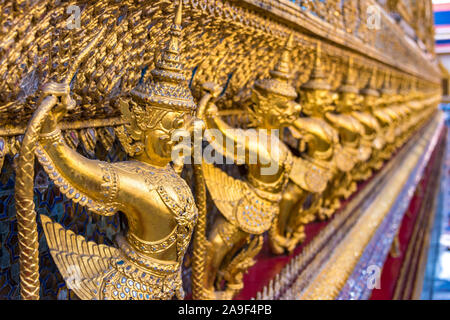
0;0;443;300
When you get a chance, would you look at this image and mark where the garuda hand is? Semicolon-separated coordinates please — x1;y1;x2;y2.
197;82;222;121
40;82;76;134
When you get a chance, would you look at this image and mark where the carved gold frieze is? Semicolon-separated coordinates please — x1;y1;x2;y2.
0;0;442;300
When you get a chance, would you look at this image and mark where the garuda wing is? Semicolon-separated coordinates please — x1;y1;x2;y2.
289;156;330;193
40;214;120;300
202;163;279;235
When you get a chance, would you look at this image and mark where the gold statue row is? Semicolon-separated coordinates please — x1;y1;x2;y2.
14;1;440;300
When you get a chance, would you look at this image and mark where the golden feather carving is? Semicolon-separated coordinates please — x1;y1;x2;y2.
40;214;120;300
202;163;279;235
202;163;245;223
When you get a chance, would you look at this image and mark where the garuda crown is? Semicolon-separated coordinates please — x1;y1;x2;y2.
253;33;297;99
130;1;196;112
337;57;359;94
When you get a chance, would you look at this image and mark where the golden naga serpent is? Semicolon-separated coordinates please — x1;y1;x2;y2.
14;29;105;300
192;162;209;300
191;89;214;300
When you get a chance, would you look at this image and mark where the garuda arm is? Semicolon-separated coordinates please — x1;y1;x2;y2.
13;29;114;300
372;108;396;144
31;83;126;301
197;83;273;166
290;116;338;154
36;83;119;216
351;111;380;137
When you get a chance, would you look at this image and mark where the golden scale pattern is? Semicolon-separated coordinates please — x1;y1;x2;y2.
0;0;440;127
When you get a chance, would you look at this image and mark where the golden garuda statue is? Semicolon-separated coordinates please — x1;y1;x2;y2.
192;34;299;299
268;45;369;254
354;69;386;174
268;43;339;255
323;56;366;205
15;1;198;300
372;71;399;160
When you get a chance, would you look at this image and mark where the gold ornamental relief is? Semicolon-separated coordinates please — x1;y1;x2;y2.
1;0;441;302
